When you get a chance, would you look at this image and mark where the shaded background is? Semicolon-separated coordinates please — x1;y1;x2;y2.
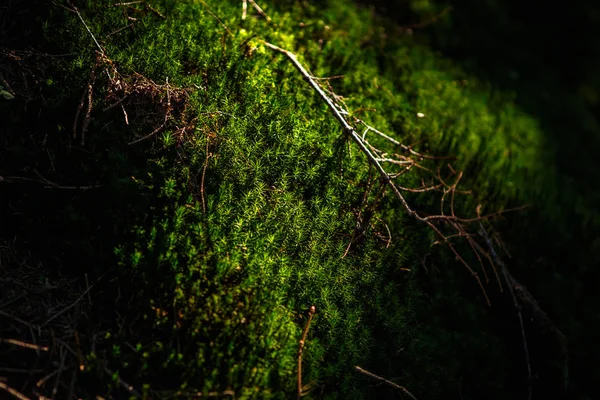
355;0;600;398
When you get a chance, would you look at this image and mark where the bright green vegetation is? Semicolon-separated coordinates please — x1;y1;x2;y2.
1;0;597;399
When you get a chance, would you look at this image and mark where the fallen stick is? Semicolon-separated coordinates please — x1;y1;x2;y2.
263;41;495;304
297;306;315;399
354;366;418;400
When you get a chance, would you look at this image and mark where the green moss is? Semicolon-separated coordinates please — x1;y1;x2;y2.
1;0;576;399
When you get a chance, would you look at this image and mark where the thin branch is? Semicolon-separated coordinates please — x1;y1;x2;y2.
81;67;96;146
0;367;44;373
146;4;166;19
264;41;493;304
104;366;141;397
200;137;211;214
198;0;233;36
1;173;102;190
112;1;144;6
69;2;105;54
249;0;272;22
358;120;455;160
0;310;37;329
354;366;418;400
298;306;316;400
128;83;171;145
105;23;134;38
37;365;71;388
0;338;49;352
41;284;94;327
0;381;32;400
423;205;530;224
404;6;453;30
396;183;442;193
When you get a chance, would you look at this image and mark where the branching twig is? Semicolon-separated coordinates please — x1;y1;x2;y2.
297;306;315;400
263;41;500;304
41;284;94;327
354;366;418;400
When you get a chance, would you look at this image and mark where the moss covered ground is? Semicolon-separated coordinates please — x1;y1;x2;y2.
0;0;597;399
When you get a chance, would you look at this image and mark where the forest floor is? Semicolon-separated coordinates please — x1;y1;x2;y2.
0;1;597;399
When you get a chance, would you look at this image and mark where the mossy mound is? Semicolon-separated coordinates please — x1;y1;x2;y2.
0;0;591;399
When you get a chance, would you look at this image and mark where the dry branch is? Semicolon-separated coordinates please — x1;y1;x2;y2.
0;338;49;352
297;306;315;400
354;366;418;400
263;41;529;305
0;381;32;400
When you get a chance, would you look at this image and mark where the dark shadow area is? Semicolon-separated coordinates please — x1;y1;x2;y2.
353;1;600;399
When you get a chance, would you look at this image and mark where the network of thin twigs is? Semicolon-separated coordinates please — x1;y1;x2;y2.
260;42;574;400
74;51;194;147
263;41;532;306
0;242;95;400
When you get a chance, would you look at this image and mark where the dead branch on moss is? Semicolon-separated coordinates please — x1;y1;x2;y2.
354;366;418;400
68;5;193;147
264;42;528;305
297;306;315;400
69;2;105;54
69;51;193;147
242;0;272;22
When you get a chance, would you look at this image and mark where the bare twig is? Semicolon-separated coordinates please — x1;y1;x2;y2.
146;4;166;19
69;2;105;54
354;366;418;400
404;6;453;30
298;306;316;400
198;0;233;36
41;284;94;327
200;137;211;214
105;23;134;38
249;0;271;22
0;310;37;329
242;0;247;20
52;347;67;398
263;41;496;304
36;365;70;388
0;173;102;190
104;366;141;397
81;67;97;146
128;82;171;145
0;381;32;400
0;338;49;352
112;1;144;6
0;367;44;373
